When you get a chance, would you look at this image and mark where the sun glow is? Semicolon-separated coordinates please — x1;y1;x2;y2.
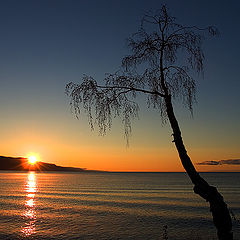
28;155;38;165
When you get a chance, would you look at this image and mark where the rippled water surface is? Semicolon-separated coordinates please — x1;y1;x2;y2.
0;171;239;239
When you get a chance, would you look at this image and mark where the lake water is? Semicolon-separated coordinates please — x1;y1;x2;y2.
0;171;239;240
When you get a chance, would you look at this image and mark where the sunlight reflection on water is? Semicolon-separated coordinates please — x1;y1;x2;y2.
0;172;239;239
21;172;37;237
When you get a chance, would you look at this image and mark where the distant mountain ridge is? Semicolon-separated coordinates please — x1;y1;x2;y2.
0;156;98;172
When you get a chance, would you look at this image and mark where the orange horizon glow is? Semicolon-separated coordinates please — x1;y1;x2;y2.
1;136;239;172
0;114;238;173
27;155;39;166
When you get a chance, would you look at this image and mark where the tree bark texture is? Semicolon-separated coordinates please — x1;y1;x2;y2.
164;95;233;240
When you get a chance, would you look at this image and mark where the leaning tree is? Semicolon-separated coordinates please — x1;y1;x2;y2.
66;5;233;240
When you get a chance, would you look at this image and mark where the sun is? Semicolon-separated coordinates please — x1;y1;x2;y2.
28;155;38;165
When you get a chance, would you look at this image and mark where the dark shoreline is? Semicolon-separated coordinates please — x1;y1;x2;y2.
0;156;104;173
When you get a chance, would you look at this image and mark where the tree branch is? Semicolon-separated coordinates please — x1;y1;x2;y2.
96;85;165;97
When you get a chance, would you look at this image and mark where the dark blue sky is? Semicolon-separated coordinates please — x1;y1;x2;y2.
0;0;239;171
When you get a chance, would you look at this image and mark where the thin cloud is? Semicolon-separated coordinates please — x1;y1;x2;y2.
197;159;240;166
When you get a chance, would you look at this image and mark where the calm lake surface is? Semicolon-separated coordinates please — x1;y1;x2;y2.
0;172;239;240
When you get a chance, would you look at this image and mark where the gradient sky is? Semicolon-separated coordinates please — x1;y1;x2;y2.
0;0;239;171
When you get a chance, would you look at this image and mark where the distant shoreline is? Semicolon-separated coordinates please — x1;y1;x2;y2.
0;156;104;172
0;170;239;174
1;156;239;173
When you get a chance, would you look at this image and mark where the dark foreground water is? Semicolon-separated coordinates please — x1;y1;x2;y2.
0;172;239;240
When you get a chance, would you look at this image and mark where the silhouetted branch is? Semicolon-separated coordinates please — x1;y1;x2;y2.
96;85;165;97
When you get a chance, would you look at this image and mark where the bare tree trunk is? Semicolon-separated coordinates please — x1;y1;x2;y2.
164;95;233;240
